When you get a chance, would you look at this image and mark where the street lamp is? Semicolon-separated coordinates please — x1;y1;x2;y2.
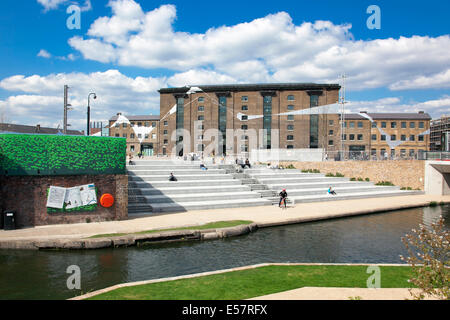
87;92;97;136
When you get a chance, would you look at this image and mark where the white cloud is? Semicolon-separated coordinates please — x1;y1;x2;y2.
0;70;167;129
37;0;92;12
37;49;52;58
390;69;450;90
68;1;450;92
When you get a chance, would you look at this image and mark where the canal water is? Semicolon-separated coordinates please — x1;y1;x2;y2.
0;205;448;300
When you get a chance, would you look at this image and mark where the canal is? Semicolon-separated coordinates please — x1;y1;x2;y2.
0;205;448;300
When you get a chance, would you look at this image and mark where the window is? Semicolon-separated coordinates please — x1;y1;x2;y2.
198;144;205;152
164;139;168;144
138;122;142;127
198;97;204;102
123;134;127;138
198;135;204;140
241;115;248;121
145;134;149;139
372;122;377;128
409;150;415;157
357;121;363;128
287;95;295;101
241;105;248;111
401;135;406;141
163;130;168;135
241;145;248;152
329;130;334;136
287;125;294;131
329;120;334;126
357;134;363;141
241;135;248;141
381;122;386;128
287;145;294;149
391;122;397;128
130;133;135;139
343;122;347;128
115;123;120;128
349;134;355;141
241;125;248;130
401;149;406;157
381;135;386;141
371;134;377;141
419;122;424;129
164;121;168;126
410;135;415;141
287;135;294;141
130;122;135;127
241;96;248;102
198;124;204;130
152;122;156;127
391;135;397;141
115;133;120;137
287;105;294;111
410;122;415;128
198;106;204;112
123;123;127;128
371;149;377;156
198;115;204;121
130;146;135;152
381;149;386;157
138;134;142;139
349;122;355;128
152;134;156;139
342;134;347;141
328;140;334;146
145;122;149;127
401;122;407;129
287;115;294;121
418;135;424;142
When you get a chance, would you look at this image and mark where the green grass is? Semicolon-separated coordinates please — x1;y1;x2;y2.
86;265;415;300
87;220;254;239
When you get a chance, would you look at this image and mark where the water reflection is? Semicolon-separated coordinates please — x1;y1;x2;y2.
0;205;448;300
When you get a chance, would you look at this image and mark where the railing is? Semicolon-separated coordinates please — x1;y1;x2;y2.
424;152;450;161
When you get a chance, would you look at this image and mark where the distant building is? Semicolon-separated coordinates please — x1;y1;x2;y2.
337;112;431;159
108;114;160;156
0;123;83;135
430;116;450;151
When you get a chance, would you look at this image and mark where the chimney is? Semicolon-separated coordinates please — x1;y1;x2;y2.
360;111;367;114
418;111;424;114
117;113;122;116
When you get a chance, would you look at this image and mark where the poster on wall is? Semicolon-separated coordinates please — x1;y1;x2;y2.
46;186;66;209
46;184;98;210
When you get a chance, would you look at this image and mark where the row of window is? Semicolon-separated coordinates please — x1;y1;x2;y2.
115;121;157;128
343;121;425;129
116;133;157;139
197;95;297;103
340;134;426;142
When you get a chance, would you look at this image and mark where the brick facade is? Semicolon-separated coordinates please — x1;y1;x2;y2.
0;174;128;228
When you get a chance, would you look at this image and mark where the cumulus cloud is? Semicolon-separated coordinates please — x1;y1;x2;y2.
37;49;52;58
67;1;450;92
37;0;92;12
390;69;450;90
0;70;167;129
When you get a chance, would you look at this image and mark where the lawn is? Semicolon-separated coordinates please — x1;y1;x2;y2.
86;265;415;300
87;220;254;239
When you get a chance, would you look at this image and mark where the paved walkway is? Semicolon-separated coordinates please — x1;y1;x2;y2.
0;194;449;241
248;287;437;300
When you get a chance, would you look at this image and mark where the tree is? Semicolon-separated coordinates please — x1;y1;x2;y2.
400;217;449;300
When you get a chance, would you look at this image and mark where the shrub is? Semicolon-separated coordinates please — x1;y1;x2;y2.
286;164;296;169
429;201;438;207
365;178;370;182
357;177;364;182
375;181;395;186
400;218;449;300
350;177;356;181
313;169;320;173
325;173;335;177
335;173;345;177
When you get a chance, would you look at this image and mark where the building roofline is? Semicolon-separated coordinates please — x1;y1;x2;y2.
159;83;341;94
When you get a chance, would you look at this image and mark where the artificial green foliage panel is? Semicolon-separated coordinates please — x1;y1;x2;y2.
0;134;126;176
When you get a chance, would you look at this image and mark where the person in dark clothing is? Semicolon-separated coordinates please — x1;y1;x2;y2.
279;189;288;209
328;186;337;195
245;158;251;169
169;173;177;181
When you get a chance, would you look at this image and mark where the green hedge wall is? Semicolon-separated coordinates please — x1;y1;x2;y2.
0;134;126;176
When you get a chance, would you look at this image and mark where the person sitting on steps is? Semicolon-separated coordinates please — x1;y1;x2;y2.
328;186;337;195
169;173;178;181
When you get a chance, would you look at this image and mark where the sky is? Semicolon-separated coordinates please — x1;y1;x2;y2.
0;0;449;130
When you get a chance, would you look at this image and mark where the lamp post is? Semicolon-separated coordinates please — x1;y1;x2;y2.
87;92;97;136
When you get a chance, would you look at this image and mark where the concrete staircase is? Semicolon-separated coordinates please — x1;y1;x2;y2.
243;167;423;204
127;160;272;215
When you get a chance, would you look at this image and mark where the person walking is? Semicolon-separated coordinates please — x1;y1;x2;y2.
279;189;288;209
245;158;251;169
128;153;134;165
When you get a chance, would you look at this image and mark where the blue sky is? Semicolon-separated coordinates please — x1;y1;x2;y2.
0;0;449;130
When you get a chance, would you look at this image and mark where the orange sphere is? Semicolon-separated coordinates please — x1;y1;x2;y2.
100;194;115;208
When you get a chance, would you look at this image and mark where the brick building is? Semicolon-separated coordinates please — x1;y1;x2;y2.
334;112;431;159
158;83;341;157
108;114;160;156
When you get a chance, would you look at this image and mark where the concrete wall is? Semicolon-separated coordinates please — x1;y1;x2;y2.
279;160;425;190
0;174;128;228
424;161;450;195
